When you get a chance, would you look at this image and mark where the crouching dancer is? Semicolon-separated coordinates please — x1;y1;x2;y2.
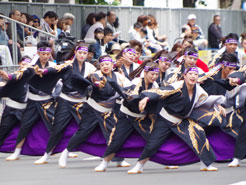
128;66;226;174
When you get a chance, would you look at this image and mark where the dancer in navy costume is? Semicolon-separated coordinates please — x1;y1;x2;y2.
0;56;35;147
209;33;246;68
127;66;226;174
218;65;246;167
164;47;203;85
113;47;141;114
34;42;96;164
58;55;132;168
114;47;140;79
152;50;171;87
196;53;243;138
6;41;60;161
95;58;176;172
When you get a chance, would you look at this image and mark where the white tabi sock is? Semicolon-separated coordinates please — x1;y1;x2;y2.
68;152;78;158
116;160;131;167
94;159;109;172
34;152;51;164
228;158;240;167
6;148;21;161
128;162;144;174
200;161;218;171
59;149;69;168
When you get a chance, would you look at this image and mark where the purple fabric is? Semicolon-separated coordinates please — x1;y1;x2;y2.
184;51;198;58
43;69;48;75
123;48;136;54
99;57;113;63
75;46;88;52
184;67;199;74
0;119;235;165
144;66;159;72
8;74;12;80
222;61;238;68
225;38;238;44
22;58;32;63
38;47;52;52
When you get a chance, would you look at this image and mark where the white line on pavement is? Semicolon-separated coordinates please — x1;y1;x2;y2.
83;156;101;161
230;181;246;185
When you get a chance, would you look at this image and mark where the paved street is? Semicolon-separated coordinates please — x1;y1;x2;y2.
1;152;246;185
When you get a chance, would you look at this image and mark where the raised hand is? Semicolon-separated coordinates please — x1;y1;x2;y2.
0;70;9;80
139;97;149;113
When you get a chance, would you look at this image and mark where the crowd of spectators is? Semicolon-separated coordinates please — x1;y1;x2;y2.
0;9;245;68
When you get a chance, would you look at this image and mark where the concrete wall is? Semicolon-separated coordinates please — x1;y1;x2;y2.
0;2;245;46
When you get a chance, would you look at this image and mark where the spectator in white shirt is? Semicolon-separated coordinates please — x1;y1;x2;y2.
129;22;142;41
85;12;106;39
40;11;58;41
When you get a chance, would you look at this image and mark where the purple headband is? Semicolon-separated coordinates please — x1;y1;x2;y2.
38;47;52;52
184;67;199;74
225;38;238;44
21;58;31;63
75;46;88;52
222;61;238;68
123;48;136;54
99;57;113;63
144;66;159;72
184;51;198;58
159;56;172;63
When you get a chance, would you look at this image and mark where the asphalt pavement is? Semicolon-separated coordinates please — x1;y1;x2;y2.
0;152;246;185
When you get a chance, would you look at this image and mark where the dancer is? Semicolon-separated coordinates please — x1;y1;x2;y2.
164;47;203;85
35;42;96;164
58;55;131;168
128;66;226;174
218;66;246;167
94;59;160;172
6;41;60;161
155;53;171;87
114;47;140;80
209;33;246;68
0;56;35;147
197;53;242;138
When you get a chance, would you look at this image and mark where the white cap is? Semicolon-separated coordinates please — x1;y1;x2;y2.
63;13;75;20
111;43;121;51
187;14;196;20
120;42;129;50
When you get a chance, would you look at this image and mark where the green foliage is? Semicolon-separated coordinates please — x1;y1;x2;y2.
112;1;120;5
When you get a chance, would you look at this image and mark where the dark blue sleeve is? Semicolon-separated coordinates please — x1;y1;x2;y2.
92;43;102;60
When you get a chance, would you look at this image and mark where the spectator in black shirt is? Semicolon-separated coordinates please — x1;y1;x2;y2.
208;15;222;49
81;13;96;40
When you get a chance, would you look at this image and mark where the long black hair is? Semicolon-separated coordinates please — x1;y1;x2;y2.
219;53;238;64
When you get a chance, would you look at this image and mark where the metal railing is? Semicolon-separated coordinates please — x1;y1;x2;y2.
0;2;245;47
0;14;57;65
0;65;19;73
